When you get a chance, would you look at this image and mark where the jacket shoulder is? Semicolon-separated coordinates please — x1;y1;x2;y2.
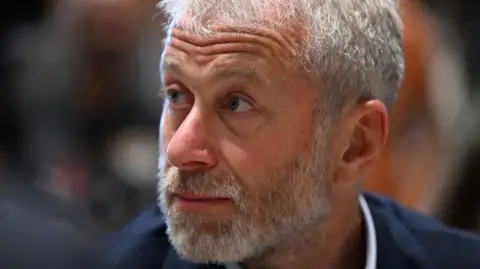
365;193;480;269
91;206;172;269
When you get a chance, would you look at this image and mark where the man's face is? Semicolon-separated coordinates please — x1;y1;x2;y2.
158;26;333;263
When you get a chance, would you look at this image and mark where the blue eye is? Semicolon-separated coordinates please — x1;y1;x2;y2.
166;89;187;105
226;96;252;112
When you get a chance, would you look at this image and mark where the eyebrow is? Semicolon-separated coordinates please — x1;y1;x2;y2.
215;66;264;85
161;56;265;86
161;56;182;79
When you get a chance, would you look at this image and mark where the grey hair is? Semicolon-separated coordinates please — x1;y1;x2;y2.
157;0;404;114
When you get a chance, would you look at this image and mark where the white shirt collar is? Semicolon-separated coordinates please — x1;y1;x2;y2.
360;194;377;269
225;195;377;269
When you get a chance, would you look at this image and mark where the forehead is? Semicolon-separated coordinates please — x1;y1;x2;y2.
160;26;305;78
163;53;265;81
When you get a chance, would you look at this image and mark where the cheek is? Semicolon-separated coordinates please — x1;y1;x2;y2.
218;128;311;189
258;124;313;165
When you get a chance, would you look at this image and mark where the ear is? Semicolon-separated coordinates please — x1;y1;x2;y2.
332;100;388;182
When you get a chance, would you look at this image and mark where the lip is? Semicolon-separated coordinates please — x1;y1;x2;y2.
173;192;232;211
175;192;230;200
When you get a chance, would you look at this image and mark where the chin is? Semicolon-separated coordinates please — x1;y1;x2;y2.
168;231;257;264
164;214;265;264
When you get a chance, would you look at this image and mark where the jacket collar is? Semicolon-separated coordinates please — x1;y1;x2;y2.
363;193;434;269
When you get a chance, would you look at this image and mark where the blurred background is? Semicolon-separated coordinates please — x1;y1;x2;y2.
0;0;479;267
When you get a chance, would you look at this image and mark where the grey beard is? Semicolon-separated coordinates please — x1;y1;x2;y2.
157;118;333;263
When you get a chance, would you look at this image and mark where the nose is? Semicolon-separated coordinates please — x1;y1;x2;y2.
165;109;217;171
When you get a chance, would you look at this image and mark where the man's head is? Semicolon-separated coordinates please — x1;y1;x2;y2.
157;0;403;264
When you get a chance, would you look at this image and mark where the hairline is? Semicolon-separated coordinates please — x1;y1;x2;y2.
158;0;404;115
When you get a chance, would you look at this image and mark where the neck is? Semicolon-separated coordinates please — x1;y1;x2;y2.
242;191;364;269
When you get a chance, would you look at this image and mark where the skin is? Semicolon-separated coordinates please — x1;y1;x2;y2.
159;22;388;269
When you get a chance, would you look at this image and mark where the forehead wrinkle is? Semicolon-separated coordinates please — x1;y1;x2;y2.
163;59;268;90
170;27;297;58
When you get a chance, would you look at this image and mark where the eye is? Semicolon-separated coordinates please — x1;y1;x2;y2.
225;96;253;112
166;88;188;106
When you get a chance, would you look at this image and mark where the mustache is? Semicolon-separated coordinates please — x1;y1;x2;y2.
160;167;243;201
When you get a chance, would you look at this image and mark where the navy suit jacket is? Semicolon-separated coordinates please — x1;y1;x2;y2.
93;193;480;269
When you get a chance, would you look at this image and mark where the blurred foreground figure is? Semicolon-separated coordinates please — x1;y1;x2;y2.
6;0;162;237
94;0;480;269
0;175;89;269
420;0;480;231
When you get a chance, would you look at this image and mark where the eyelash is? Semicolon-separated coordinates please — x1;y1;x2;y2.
223;92;254;106
161;82;257;112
